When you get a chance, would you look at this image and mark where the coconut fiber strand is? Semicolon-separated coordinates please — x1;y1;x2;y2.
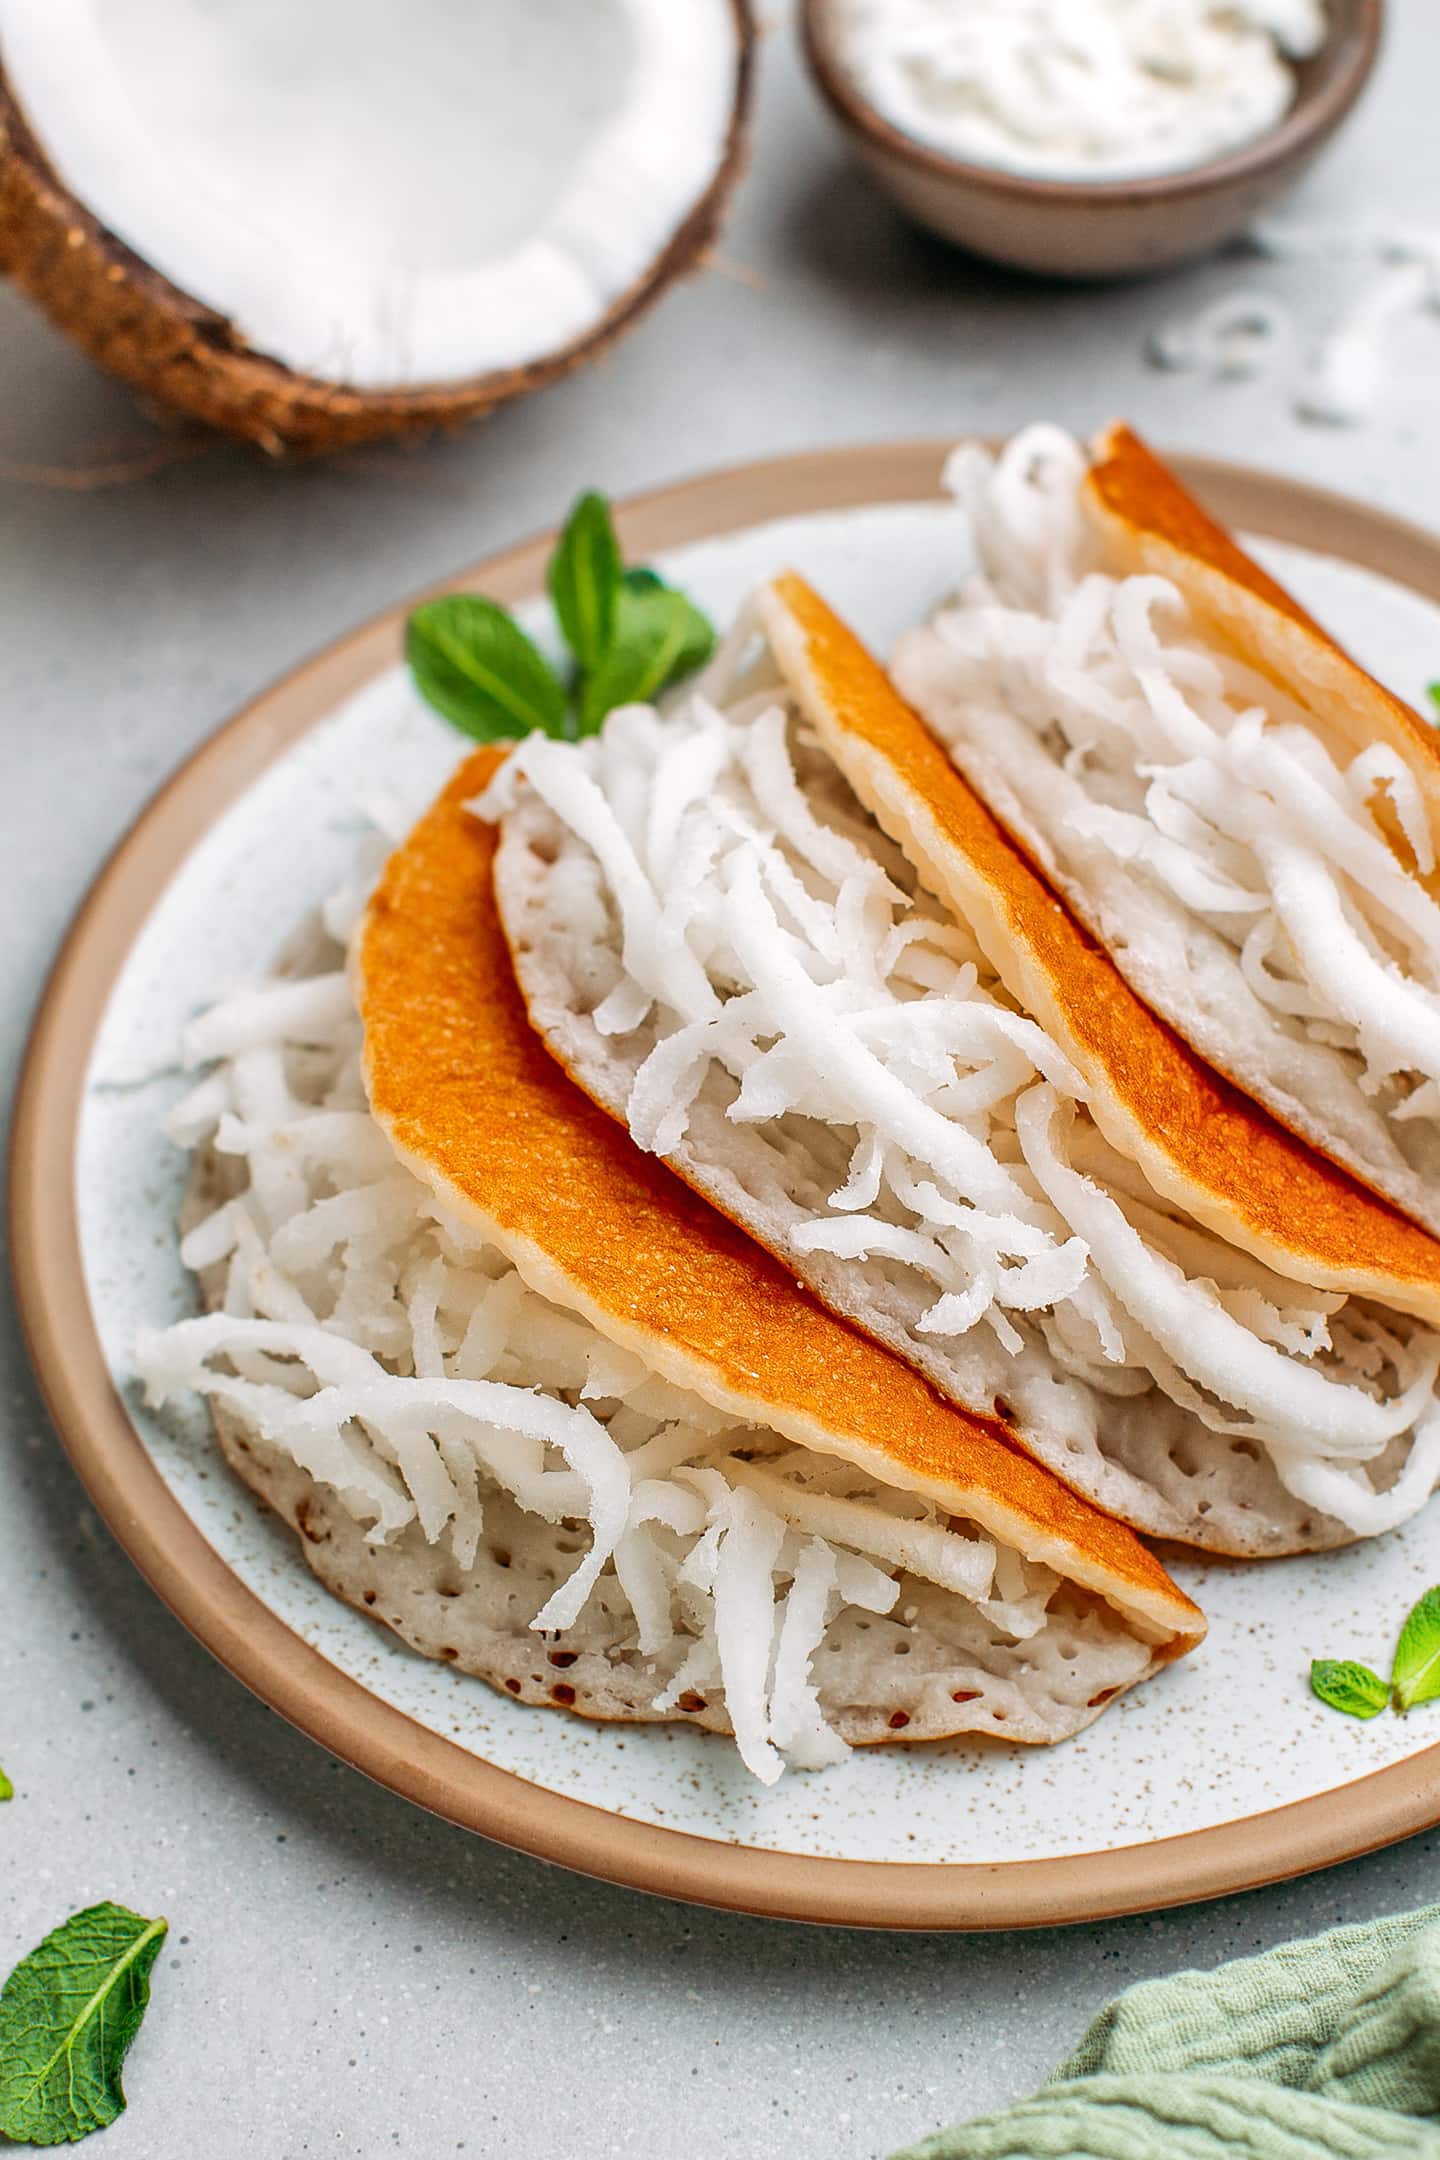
890;1903;1440;2159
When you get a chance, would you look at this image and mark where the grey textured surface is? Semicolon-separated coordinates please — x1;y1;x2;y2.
4;4;1440;2154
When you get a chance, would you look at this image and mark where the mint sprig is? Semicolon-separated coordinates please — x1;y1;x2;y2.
1310;1659;1388;1719
1391;1585;1440;1713
406;597;568;744
0;1903;167;2145
1428;682;1440;720
1311;1581;1440;1719
579;581;717;734
407;491;715;746
547;490;623;676
0;1763;12;1802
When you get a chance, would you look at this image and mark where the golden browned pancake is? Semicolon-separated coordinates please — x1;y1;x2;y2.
761;572;1440;1331
356;748;1203;1659
1086;425;1440;862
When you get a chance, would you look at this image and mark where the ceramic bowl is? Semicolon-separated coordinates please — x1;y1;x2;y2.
800;0;1383;279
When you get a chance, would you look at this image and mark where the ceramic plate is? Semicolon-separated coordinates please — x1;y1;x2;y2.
16;443;1440;1930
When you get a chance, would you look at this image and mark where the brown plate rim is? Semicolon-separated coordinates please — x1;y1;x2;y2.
13;438;1440;1931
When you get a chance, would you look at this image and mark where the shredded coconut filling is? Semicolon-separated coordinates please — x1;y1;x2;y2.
895;426;1440;1129
483;666;1440;1537
137;957;1093;1784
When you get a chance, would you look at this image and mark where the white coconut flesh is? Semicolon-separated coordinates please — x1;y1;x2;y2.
134;892;1160;1785
0;0;739;387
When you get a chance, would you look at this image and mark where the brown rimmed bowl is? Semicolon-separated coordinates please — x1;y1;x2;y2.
800;0;1383;279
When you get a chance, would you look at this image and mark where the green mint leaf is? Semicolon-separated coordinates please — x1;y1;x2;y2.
622;566;665;594
0;1764;12;1801
1428;682;1440;719
0;1902;167;2145
548;493;623;676
1310;1658;1389;1719
1391;1584;1440;1712
578;582;717;735
406;595;568;743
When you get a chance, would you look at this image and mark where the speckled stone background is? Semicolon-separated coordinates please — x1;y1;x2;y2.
5;3;1440;2154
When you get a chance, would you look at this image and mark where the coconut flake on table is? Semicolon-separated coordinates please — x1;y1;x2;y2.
1148;290;1294;380
830;0;1327;183
1148;222;1440;427
0;0;739;389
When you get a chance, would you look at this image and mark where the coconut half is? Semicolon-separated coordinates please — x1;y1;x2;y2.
0;0;754;452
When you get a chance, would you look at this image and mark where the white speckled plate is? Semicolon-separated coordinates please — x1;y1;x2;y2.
16;443;1440;1930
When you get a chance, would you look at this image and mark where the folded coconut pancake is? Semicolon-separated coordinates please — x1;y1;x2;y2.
137;750;1200;1784
893;422;1440;1245
490;583;1440;1557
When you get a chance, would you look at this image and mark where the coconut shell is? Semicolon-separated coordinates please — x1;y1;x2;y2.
0;2;755;456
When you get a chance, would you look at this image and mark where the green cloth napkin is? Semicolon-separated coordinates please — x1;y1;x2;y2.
892;1902;1440;2158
